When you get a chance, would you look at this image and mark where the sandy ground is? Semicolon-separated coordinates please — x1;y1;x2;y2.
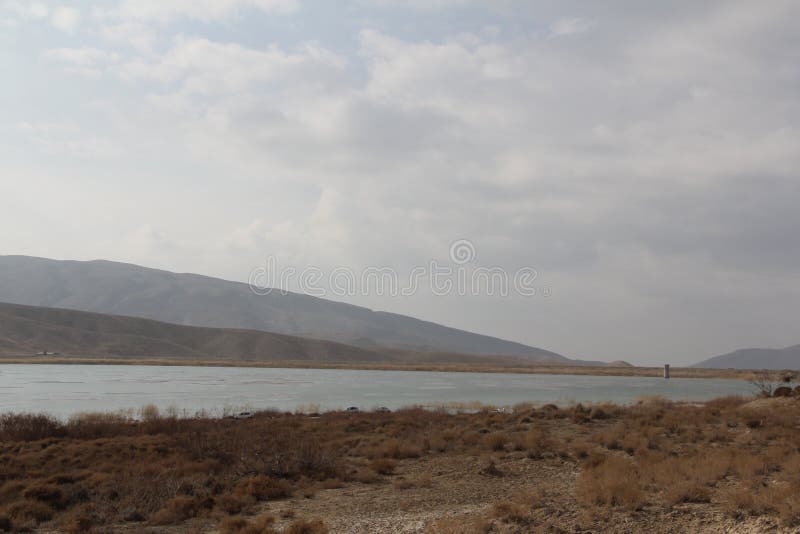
251;454;783;534
112;451;788;534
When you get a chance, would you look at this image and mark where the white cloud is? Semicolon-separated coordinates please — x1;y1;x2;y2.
2;1;48;19
100;21;157;53
50;6;79;33
44;47;121;77
115;36;347;94
16;122;117;158
549;17;594;37
100;0;299;23
359;0;471;9
44;47;121;66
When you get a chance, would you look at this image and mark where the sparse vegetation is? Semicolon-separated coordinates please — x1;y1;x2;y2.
0;397;799;531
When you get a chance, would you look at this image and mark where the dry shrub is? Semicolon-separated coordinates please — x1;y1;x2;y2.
67;412;132;439
235;475;291;501
722;482;800;524
732;450;778;479
571;405;590;424
93;465;187;522
778;490;800;527
426;433;449;453
318;478;343;490
663;481;711;505
149;495;200;525
460;431;481;447
0;413;63;441
480;460;504;477
60;504;96;534
705;396;749;411
491;501;530;524
6;499;55;523
635;396;671;407
577;455;644;509
176;421;338;480
368;458;396;475
368;438;422;459
22;483;66;509
618;433;647;455
523;429;552;459
594;423;627;451
644;451;730;505
220;516;250;534
0;481;25;503
216;493;254;515
220;513;277;534
570;440;592;460
424;516;486;534
350;469;380;484
590;404;618;420
285;518;328;534
721;488;770;518
482;432;508;451
140;404;161;422
393;477;414;490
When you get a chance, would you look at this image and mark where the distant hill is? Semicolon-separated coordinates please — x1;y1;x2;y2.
0;255;569;363
1;301;550;367
693;345;800;370
0;301;387;362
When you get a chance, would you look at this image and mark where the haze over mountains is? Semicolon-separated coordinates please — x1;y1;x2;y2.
694;345;800;371
3;255;794;370
0;255;570;364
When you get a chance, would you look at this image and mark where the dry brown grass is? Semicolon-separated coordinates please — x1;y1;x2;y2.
368;458;397;475
220;513;279;534
284;518;329;534
0;397;799;531
577;454;645;509
482;431;509;451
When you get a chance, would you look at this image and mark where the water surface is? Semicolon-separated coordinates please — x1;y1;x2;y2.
0;364;753;417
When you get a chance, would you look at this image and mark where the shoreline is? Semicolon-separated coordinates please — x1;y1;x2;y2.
0;356;757;380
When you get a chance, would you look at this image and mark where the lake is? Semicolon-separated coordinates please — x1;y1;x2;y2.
0;364;754;417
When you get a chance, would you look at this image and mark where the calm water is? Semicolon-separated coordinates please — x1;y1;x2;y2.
0;364;754;417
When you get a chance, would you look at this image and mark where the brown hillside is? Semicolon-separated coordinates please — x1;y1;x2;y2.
0;302;392;362
0;302;555;367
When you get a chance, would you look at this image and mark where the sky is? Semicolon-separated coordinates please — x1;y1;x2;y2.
1;0;799;365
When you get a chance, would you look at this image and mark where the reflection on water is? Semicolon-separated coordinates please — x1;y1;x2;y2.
0;364;754;418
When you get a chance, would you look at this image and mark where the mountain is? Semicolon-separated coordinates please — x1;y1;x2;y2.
693;345;800;370
0;301;537;366
0;301;393;362
0;255;567;363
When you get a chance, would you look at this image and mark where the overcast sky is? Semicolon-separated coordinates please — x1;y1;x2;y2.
2;0;799;365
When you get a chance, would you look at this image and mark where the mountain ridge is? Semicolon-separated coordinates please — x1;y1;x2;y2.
693;345;800;370
0;301;578;368
0;255;569;363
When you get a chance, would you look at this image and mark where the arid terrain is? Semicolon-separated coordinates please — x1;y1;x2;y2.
1;394;799;533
